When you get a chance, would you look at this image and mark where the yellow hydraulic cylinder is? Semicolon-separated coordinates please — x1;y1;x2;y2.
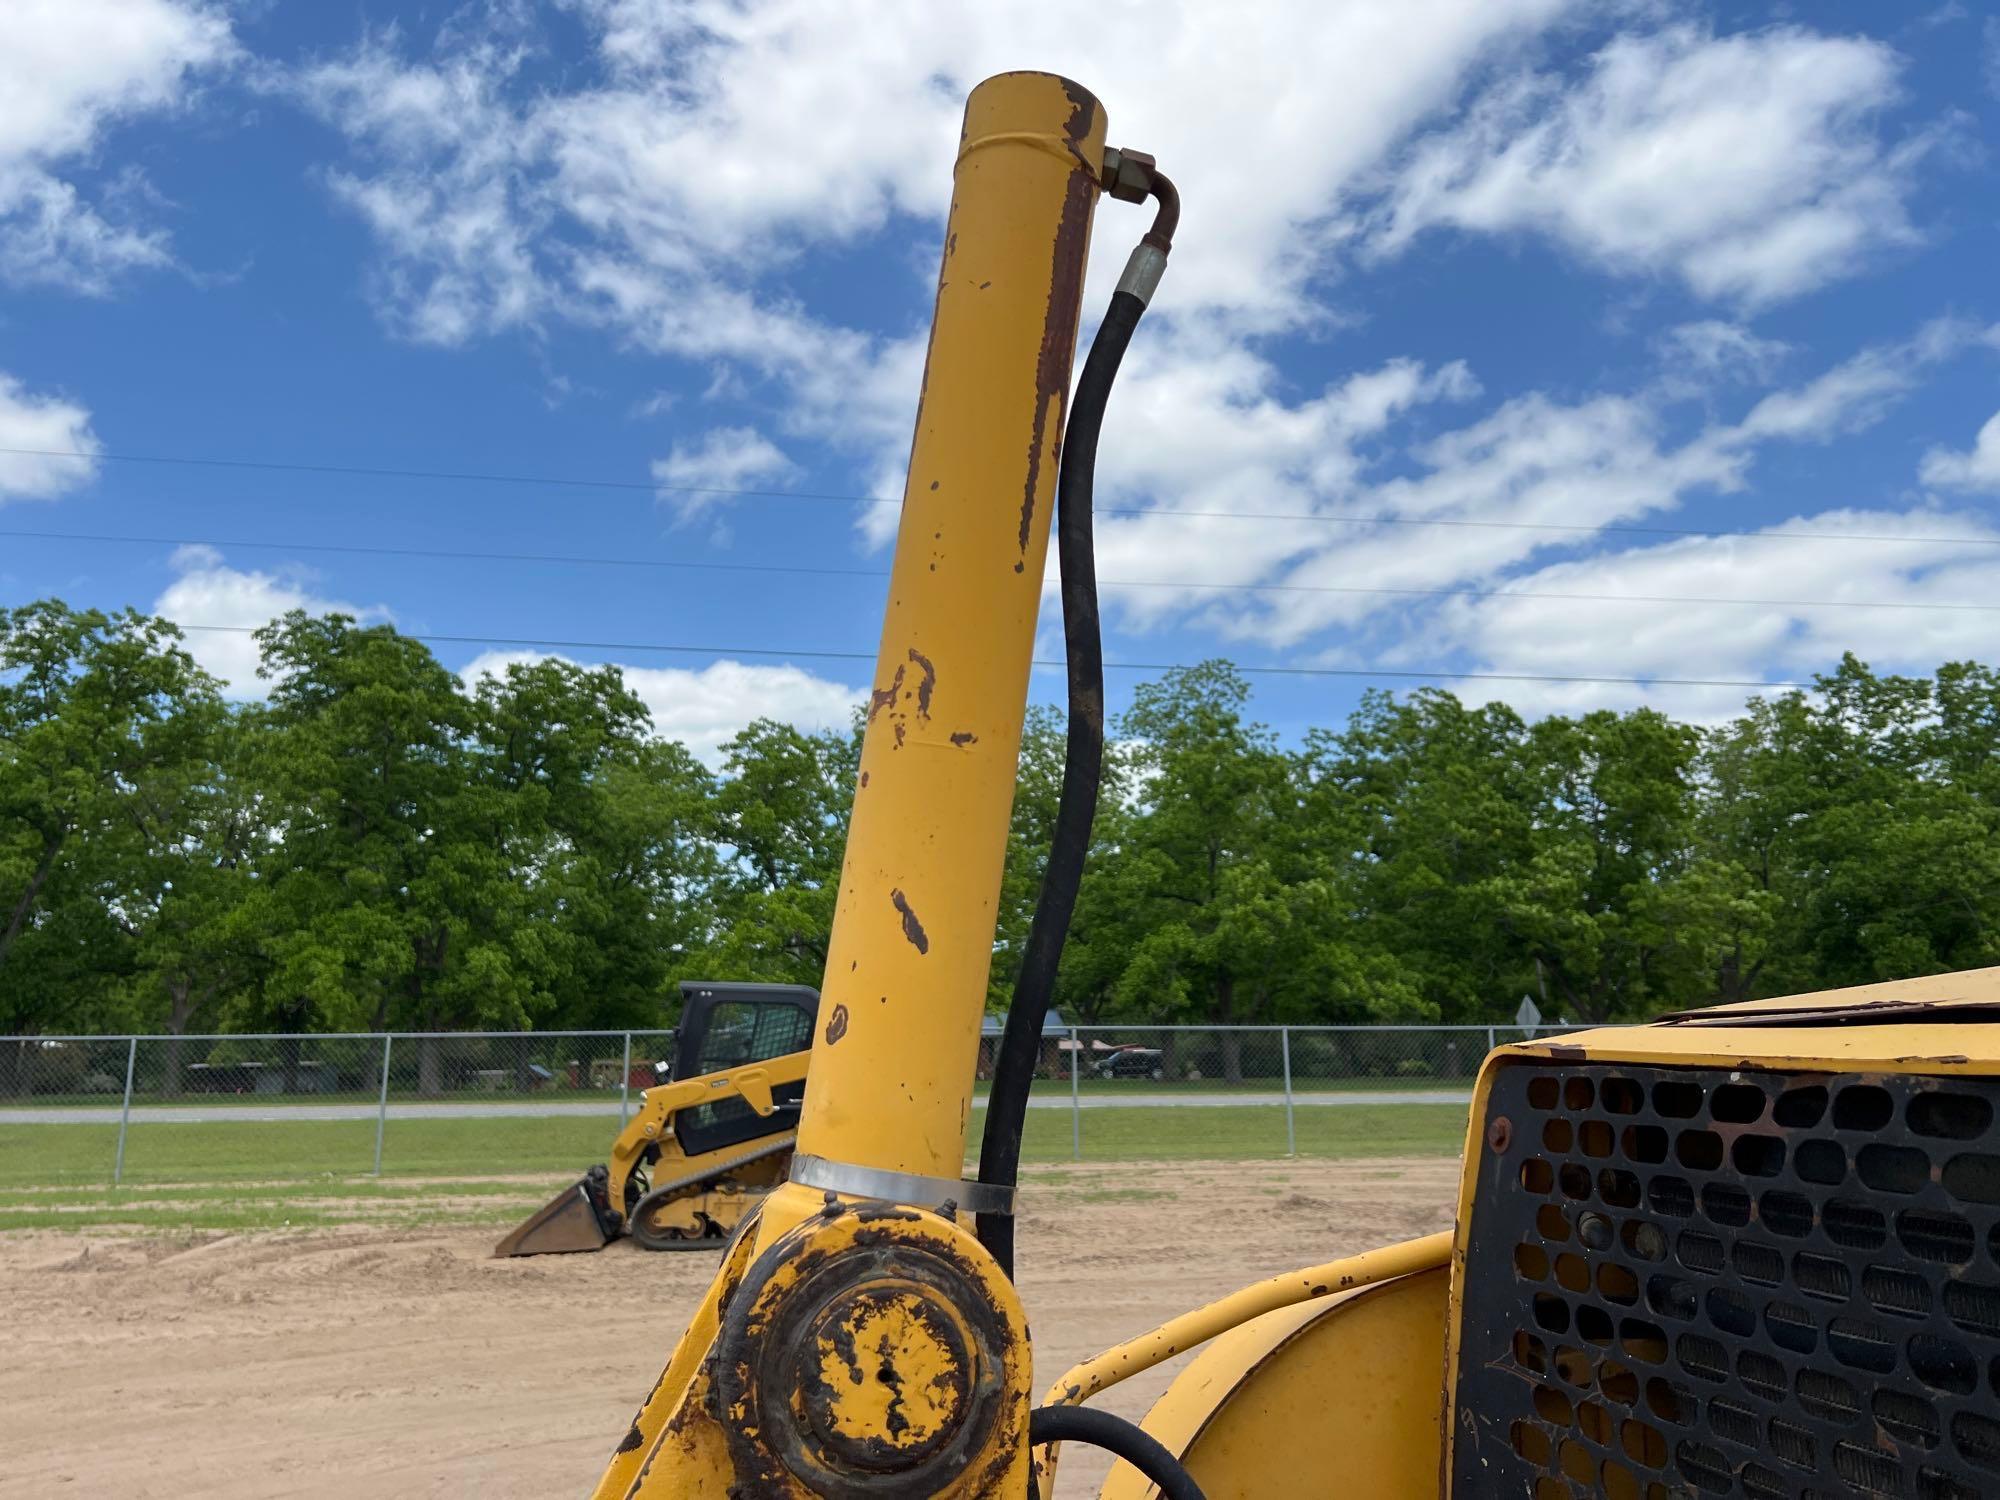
587;74;1108;1498
792;71;1106;1184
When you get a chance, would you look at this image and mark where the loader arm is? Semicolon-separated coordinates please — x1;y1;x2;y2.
587;72;1188;1500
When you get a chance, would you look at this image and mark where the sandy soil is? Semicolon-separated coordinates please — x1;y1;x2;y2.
0;1157;1459;1498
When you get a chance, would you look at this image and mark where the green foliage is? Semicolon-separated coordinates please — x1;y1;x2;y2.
10;596;2000;1042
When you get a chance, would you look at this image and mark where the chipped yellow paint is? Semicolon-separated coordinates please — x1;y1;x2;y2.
615;1201;1033;1497
589;69;1105;1496
789;69;1106;1189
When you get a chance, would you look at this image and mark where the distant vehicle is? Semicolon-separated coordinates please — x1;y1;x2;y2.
1092;1045;1165;1080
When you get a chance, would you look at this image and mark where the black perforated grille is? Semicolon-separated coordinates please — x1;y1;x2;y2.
1449;1062;2000;1499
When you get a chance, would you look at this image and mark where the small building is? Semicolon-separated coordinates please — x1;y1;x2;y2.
975;1009;1071;1079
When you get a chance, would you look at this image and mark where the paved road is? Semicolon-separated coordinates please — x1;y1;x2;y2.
0;1090;1469;1126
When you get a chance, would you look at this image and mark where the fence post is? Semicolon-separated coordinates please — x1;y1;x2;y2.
112;1036;138;1187
373;1034;393;1177
619;1032;633;1127
1070;1027;1082;1161
1486;1025;1497;1058
1281;1026;1296;1157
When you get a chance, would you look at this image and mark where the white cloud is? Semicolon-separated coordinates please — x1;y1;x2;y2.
1086;334;1482;626
1921;409;2000;494
288;0;1578;533
151;546;386;693
294;33;546;343
0;374;99;503
651;426;797;518
297;0;1575;334
1654;321;1791;385
0;0;235;291
460;648;861;765
1426;506;2000;720
1090;317;1987;655
1373;26;1931;305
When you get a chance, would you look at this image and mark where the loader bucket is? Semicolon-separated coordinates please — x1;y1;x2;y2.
493;1173;617;1258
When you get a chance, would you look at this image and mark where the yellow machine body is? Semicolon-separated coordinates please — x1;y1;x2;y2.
591;68;1107;1498
494;1048;807;1257
574;57;2000;1499
1094;1267;1450;1499
1080;968;2000;1498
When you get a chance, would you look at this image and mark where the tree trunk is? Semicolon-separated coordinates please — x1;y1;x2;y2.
418;1036;443;1097
162;980;196;1098
1217;976;1243;1083
0;828;66;972
0;1038;30;1099
1220;1031;1244;1085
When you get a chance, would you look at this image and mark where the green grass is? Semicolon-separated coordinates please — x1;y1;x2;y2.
980;1076;1470;1097
8;1074;1468;1111
0;1101;1467;1234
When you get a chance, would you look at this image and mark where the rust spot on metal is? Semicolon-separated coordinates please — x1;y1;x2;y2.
929;480;939;490
1058;76;1100;170
825;1003;850;1046
890;889;930;954
1018;147;1096;568
868;663;906;724
616;1421;645;1454
950;732;977;747
907;647;937;719
894;722;906;749
1488;1116;1512;1153
1545;1045;1588;1062
859;771;869;788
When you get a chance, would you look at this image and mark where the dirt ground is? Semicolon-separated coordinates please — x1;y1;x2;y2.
0;1156;1458;1498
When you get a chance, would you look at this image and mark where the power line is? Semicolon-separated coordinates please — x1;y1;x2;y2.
7;444;1999;550
8;525;1998;617
168;621;1810;691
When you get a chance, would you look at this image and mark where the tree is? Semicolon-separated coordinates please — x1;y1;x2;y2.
1;601;222;1055
700;719;860;985
1103;662;1350;1080
1503;708;1744;1023
473;658;715;1029
1303;689;1535;1024
1704;657;2000;995
103;702;273;1092
246;613;524;1091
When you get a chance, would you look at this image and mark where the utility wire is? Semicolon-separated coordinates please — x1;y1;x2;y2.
6;444;1998;549
6;525;1997;617
166;621;1811;691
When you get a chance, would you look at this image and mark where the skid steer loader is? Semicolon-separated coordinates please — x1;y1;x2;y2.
494;982;814;1257
577;72;2000;1498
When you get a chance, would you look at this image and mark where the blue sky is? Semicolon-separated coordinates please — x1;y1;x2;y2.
3;0;1999;759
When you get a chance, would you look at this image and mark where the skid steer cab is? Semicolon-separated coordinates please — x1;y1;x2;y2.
493;981;815;1257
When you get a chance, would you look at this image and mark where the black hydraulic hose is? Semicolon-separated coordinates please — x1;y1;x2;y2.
1027;1404;1207;1500
974;283;1150;1278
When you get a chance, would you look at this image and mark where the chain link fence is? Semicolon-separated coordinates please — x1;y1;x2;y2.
0;1023;1579;1187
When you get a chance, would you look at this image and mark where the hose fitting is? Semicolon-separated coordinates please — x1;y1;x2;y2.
1100;147;1177;304
1116;243;1170;307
